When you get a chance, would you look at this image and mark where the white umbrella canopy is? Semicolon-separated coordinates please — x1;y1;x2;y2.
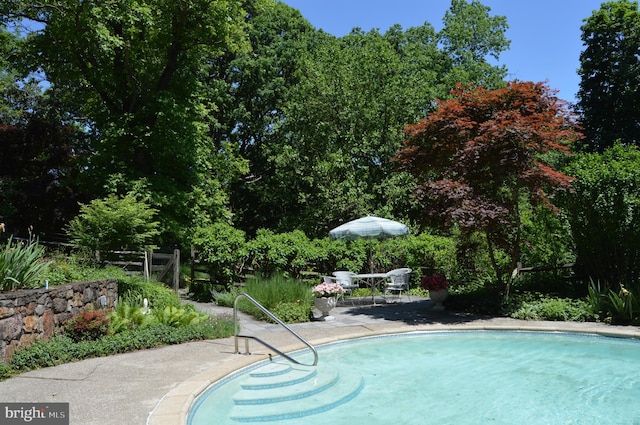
329;215;410;240
329;216;410;274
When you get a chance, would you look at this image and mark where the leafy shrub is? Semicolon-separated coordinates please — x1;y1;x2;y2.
64;308;111;342
117;275;181;310
242;229;461;288
407;287;430;298
379;233;459;285
191;222;248;290
0;362;13;380
506;294;591;322
213;287;242;308
40;254;88;286
519;203;575;273
247;229;325;277
351;287;384;298
588;280;640;324
452;230;503;289
606;288;638;324
328;238;367;274
108;302;154;333
245;274;312;306
587;279;609;321
9;336;77;371
152;305;209;327
67;193;160;252
0;237;51;290
271;301;312;324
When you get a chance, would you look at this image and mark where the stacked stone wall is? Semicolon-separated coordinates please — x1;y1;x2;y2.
0;280;117;362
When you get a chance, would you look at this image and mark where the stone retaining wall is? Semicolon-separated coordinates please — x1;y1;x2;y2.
0;280;118;363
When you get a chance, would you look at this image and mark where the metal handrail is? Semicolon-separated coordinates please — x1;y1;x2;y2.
233;293;318;367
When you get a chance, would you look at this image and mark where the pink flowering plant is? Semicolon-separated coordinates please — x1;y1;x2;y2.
312;282;345;298
420;274;449;292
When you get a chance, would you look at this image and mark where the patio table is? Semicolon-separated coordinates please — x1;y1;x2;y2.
352;273;388;304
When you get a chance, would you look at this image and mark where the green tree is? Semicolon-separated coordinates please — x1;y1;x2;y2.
2;0;251;244
0;25;24;124
0;23;91;239
577;0;640;152
0;118;88;238
0;0;513;243
396;82;581;295
206;1;316;234
561;143;640;287
274;28;419;235
247;2;511;237
438;0;510;89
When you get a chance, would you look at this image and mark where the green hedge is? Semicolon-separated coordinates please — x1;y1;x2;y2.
190;226;462;291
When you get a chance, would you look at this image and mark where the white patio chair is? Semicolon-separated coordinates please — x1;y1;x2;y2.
384;268;412;301
332;271;358;305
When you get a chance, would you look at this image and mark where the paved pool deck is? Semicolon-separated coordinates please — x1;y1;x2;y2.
1;296;639;425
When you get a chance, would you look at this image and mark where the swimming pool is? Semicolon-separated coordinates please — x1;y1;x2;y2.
188;331;640;424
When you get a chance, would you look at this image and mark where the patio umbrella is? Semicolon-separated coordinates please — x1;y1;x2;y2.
329;215;409;241
329;216;409;273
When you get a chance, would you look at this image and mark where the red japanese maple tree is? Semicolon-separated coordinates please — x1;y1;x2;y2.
395;81;582;295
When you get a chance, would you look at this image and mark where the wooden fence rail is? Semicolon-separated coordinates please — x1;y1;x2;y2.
515;262;576;276
96;249;180;291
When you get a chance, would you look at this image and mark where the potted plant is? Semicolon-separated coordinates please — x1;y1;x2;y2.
312;282;345;320
420;274;449;310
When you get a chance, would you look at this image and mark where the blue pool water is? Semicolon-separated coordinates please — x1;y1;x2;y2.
188;331;640;424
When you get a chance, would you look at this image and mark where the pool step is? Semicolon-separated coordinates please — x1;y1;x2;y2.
229;362;364;422
240;364;319;391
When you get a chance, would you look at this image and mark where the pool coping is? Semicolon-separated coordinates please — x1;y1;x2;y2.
146;318;640;425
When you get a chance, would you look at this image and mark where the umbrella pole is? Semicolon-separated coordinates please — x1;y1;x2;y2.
369;244;374;273
368;241;379;304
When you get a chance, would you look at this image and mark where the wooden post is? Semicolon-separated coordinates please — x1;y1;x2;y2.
190;245;196;291
173;248;180;292
144;250;151;281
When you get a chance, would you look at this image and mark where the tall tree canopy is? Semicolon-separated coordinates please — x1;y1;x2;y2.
0;118;88;237
577;0;640;152
438;0;510;88
0;23;89;237
231;0;511;237
1;0;513;245
1;0;251;243
396;82;582;294
207;1;317;234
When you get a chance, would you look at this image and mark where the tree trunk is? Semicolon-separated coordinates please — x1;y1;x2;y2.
485;230;503;290
504;188;523;299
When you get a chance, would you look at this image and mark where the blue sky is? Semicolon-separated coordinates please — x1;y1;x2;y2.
280;0;610;104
